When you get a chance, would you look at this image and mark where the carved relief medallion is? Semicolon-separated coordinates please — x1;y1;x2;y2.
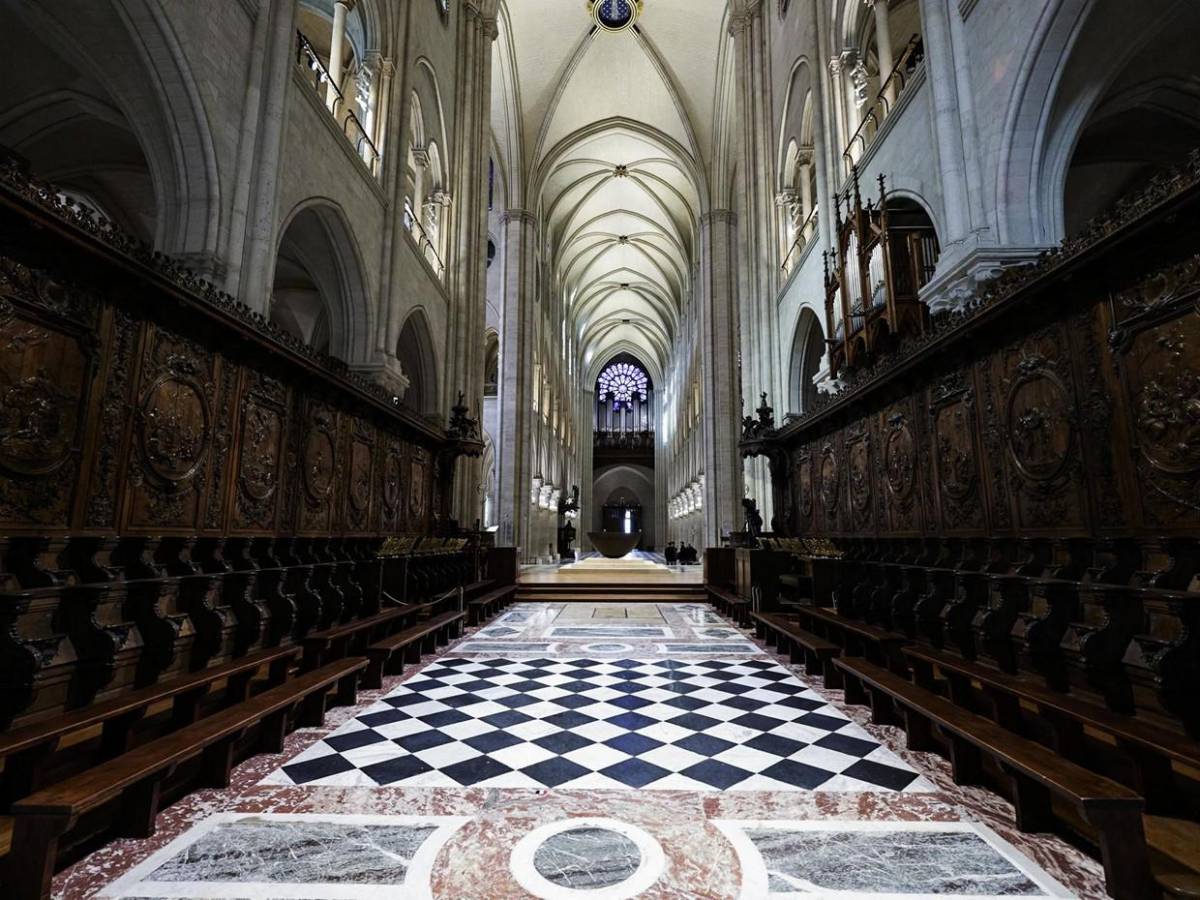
819;444;839;511
1006;365;1074;482
303;428;336;501
848;435;871;513
349;439;372;512
383;446;404;514
796;451;813;518
1134;327;1200;477
884;414;915;500
0;368;74;475
934;402;977;502
139;374;210;483
239;403;280;502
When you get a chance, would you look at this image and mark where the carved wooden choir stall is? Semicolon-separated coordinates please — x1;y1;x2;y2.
0;154;517;899
731;150;1200;899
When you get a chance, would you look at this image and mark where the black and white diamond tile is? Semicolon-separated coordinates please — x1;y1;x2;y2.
264;658;934;793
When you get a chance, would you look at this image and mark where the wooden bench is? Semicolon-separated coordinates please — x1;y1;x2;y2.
902;645;1200;817
6;656;367;900
706;585;749;625
300;604;430;671
794;605;909;672
0;644;300;809
468;585;515;625
834;656;1155;900
363;611;467;689
751;611;842;687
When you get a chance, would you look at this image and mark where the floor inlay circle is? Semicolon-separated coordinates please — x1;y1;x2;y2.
511;817;666;899
579;641;635;653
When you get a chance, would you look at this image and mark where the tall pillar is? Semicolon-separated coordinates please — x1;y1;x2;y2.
447;0;499;523
699;210;742;546
374;59;394;157
730;0;779;530
918;0;970;251
327;0;352;110
231;0;300;311
869;0;895;104
497;210;538;558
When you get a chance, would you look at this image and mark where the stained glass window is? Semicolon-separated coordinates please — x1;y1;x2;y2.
598;361;648;406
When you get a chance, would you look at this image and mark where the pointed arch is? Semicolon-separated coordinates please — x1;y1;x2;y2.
397;307;440;415
270;199;373;363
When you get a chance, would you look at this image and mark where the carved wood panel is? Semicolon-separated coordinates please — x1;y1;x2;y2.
0;263;97;529
122;325;220;532
879;401;922;534
928;370;986;534
988;325;1089;533
297;401;339;535
1117;296;1200;531
231;370;288;532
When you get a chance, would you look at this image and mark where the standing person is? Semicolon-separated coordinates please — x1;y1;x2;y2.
665;541;678;565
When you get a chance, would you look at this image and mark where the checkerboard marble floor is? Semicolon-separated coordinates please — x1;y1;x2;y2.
264;654;933;792
71;601;1104;900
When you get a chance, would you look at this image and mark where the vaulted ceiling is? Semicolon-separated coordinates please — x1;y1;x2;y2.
493;0;729;379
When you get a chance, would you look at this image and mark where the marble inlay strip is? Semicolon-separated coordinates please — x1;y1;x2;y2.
455;640;559;653
714;819;1073;899
547;626;672;639
654;642;762;654
98;813;469;899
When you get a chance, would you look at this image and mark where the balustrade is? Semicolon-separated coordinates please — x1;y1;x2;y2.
841;36;925;177
296;32;381;177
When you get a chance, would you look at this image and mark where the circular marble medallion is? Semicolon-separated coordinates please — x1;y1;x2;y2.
511;818;666;899
580;642;634;654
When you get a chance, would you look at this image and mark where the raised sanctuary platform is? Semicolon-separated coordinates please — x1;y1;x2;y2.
555;555;673;579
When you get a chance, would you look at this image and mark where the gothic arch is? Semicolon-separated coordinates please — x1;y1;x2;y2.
397;307;440;415
1;0;221;264
787;307;826;415
995;0;1198;244
270;200;373;363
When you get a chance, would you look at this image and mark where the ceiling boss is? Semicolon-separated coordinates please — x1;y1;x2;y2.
588;0;643;32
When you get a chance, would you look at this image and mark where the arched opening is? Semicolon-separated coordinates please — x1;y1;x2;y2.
787;308;826;416
1059;4;1200;234
885;196;940;301
483;331;500;397
594;353;654;444
270;204;371;362
397;309;438;415
0;0;221;257
297;0;370;113
837;0;924;171
1002;0;1200;244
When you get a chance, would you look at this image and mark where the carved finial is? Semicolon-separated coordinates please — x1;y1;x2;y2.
877;172;887;203
851;165;862;212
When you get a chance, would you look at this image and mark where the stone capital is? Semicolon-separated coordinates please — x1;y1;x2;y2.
410;146;431;168
501;208;537;227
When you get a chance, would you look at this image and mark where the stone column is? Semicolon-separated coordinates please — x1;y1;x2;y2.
869;0;895;105
730;0;780;530
327;0;353;110
231;0;300;311
410;147;430;221
699;210;742;546
827;55;848;175
374;59;395;158
447;0;499;524
497;210;538;558
918;0;970;252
